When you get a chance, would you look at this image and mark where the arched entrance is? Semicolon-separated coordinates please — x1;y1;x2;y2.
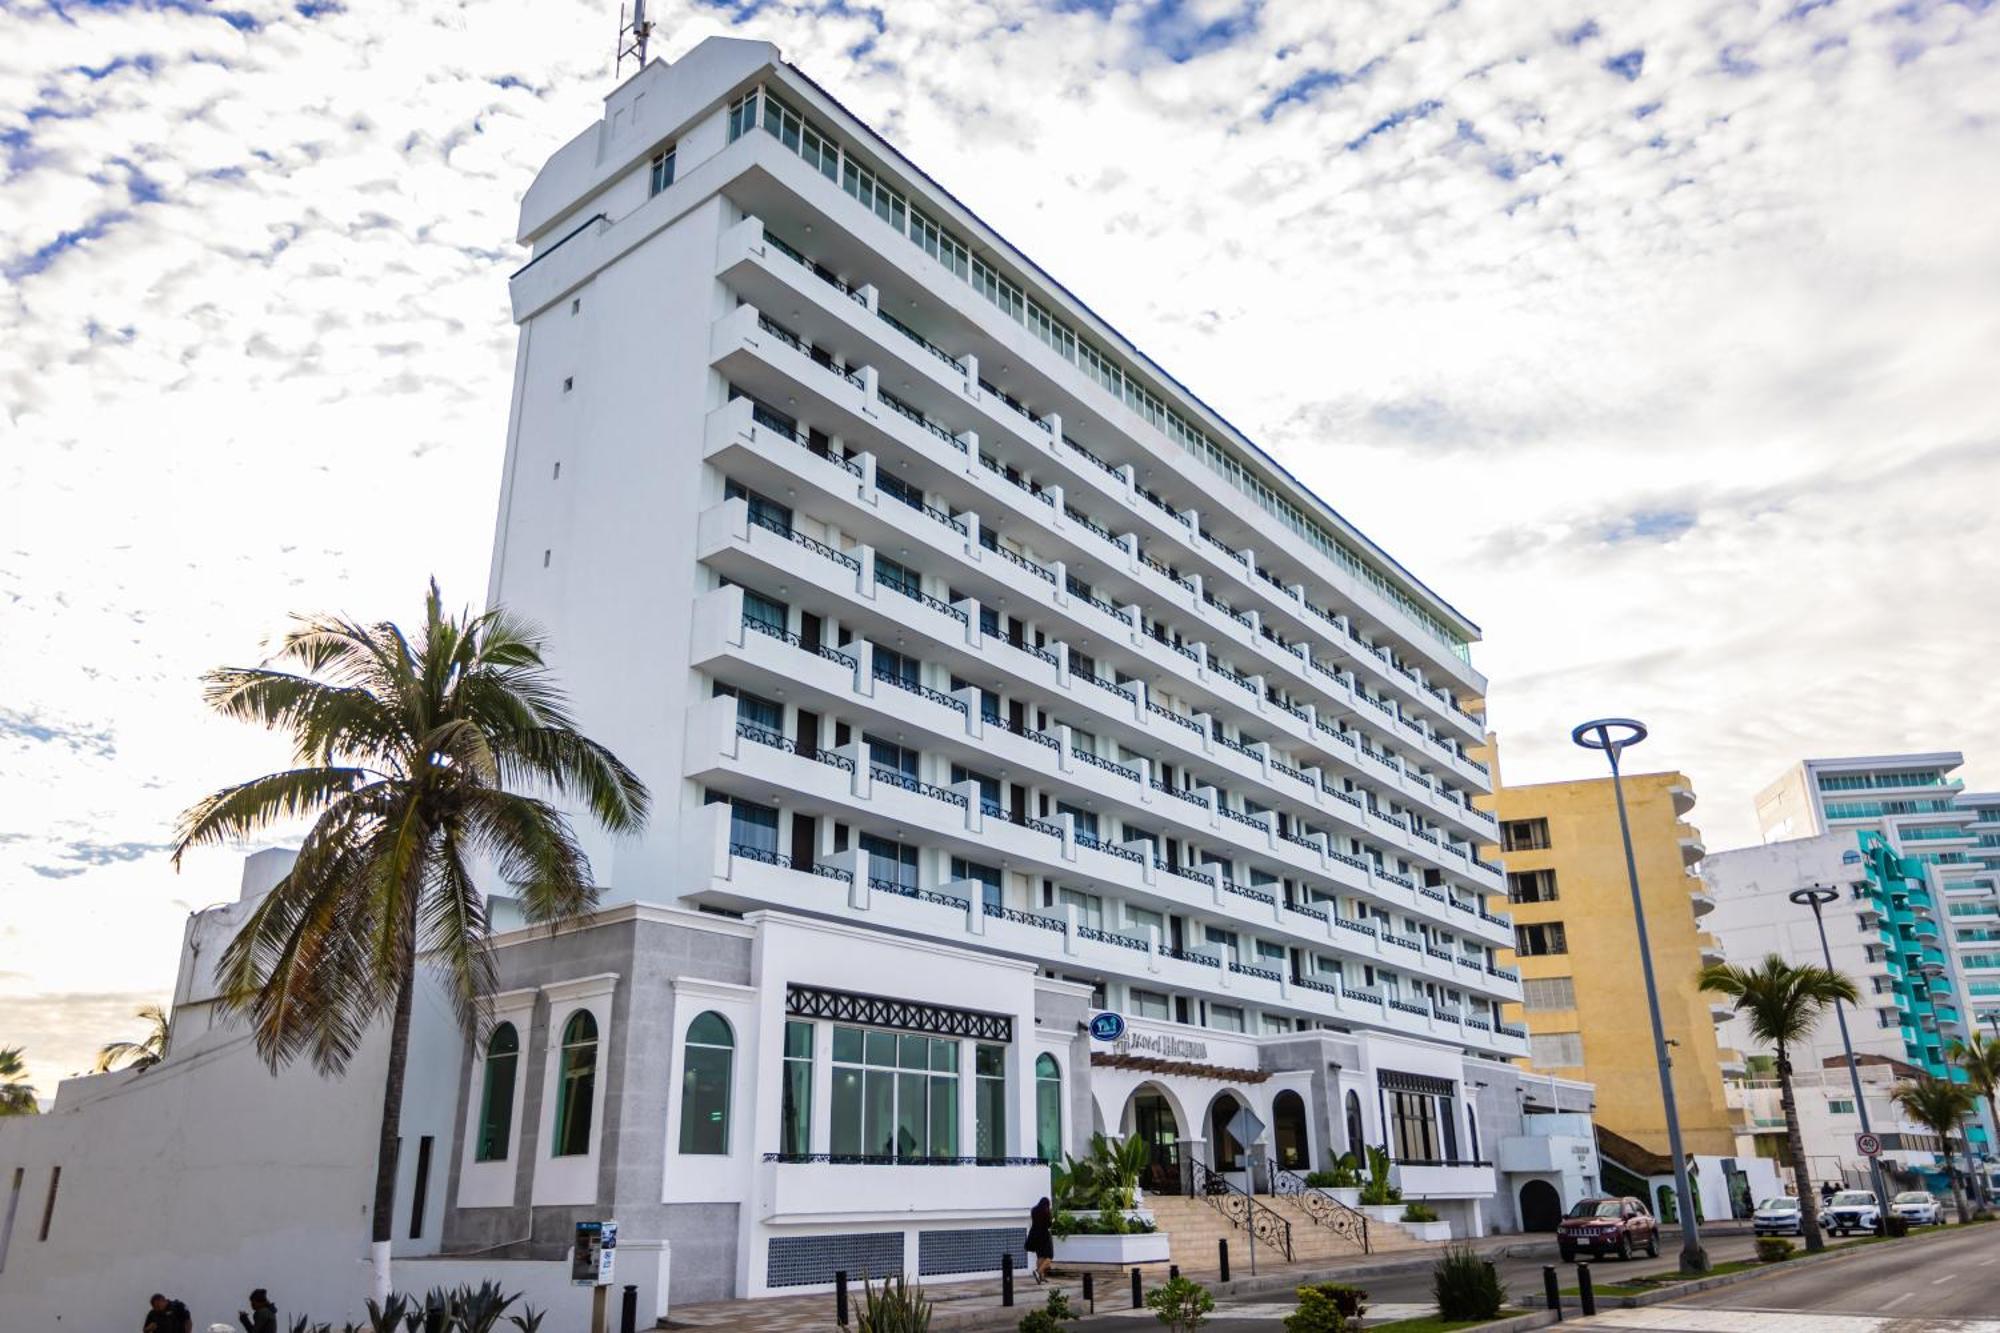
1272;1090;1310;1172
1208;1092;1247;1172
1123;1085;1185;1195
1520;1179;1562;1232
1344;1089;1365;1164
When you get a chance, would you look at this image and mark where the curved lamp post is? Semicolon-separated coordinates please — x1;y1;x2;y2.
1571;718;1708;1273
1790;883;1889;1224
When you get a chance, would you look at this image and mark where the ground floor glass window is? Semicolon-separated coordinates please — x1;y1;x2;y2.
831;1026;960;1159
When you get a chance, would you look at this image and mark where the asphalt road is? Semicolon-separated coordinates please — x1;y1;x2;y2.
1582;1220;2000;1328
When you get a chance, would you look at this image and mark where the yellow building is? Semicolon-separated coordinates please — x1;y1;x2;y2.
1477;742;1739;1159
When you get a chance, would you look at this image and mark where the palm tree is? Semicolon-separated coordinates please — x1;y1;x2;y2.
94;1004;171;1072
0;1046;38;1115
1890;1076;1978;1224
173;582;649;1303
1949;1032;1999;1214
1699;954;1858;1252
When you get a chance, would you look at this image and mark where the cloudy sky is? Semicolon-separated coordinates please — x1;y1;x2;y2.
4;0;1997;1097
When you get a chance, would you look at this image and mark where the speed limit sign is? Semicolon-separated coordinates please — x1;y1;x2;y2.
1856;1132;1883;1157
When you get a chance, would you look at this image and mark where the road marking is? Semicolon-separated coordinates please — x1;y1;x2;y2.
1932;1274;1953;1284
1882;1292;1913;1308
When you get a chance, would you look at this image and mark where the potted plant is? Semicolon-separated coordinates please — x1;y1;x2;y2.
1302;1154;1363;1208
1051;1134;1171;1264
1398;1200;1451;1241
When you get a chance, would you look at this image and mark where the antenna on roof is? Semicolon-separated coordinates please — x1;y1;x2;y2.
616;0;652;76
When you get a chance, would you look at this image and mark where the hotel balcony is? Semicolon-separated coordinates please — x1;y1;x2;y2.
1696;932;1726;967
757;1153;1047;1226
1688;879;1717;917
671;788;1529;1060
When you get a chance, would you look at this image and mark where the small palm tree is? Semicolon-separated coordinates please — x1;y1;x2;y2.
1949;1032;1999;1214
0;1046;38;1115
94;1004;171;1072
1699;955;1858;1252
174;582;648;1303
1892;1076;1979;1224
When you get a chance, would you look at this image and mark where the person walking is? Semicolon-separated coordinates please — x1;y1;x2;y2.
144;1293;192;1333
242;1288;277;1333
1025;1195;1055;1284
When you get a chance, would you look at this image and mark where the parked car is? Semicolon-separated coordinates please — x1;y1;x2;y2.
1823;1190;1881;1235
1891;1191;1943;1226
1753;1196;1803;1236
1557;1196;1659;1261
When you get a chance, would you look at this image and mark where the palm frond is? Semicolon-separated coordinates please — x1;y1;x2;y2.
461;789;597;927
172;766;374;867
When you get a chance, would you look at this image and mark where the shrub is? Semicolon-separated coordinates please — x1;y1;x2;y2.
1284;1283;1368;1333
1884;1215;1910;1237
859;1274;933;1332
1432;1244;1505;1321
1756;1237;1796;1263
1401;1202;1440;1223
1358;1145;1402;1206
1018;1288;1080;1333
1305;1154;1362;1189
1146;1275;1215;1331
1051;1210;1157;1236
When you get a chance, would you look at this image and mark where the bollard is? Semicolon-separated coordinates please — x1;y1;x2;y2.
1218;1238;1231;1284
1577;1263;1597;1317
1132;1266;1143;1309
619;1283;637;1333
1082;1272;1095;1313
836;1270;850;1328
1542;1265;1562;1321
1170;1264;1180;1283
1002;1252;1015;1307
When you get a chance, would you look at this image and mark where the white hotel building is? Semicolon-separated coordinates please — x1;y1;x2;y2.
0;38;1590;1326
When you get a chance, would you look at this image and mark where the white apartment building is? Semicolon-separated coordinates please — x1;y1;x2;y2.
0;38;1586;1324
1957;791;2000;1035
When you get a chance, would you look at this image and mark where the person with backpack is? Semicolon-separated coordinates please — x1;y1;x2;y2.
144;1293;192;1333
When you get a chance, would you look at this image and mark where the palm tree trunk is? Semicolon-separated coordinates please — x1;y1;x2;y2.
369;960;417;1304
1946;1137;1969;1224
1778;1047;1825;1252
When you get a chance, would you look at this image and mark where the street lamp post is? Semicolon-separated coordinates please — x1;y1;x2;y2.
1571;718;1708;1274
1790;884;1889;1225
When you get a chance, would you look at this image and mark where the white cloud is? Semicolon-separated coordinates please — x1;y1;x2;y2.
3;0;1998;1092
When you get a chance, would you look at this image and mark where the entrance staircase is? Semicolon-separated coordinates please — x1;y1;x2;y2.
1145;1189;1422;1268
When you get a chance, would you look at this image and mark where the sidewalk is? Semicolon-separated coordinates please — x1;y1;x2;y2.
665;1232;1560;1331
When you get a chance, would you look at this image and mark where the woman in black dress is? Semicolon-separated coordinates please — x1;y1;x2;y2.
1026;1195;1055;1283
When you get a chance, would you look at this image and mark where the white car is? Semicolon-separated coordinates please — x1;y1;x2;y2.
1891;1191;1943;1226
1754;1197;1803;1235
1823;1190;1881;1235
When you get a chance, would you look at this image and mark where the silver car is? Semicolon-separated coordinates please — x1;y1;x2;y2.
1891;1191;1942;1226
1753;1196;1802;1235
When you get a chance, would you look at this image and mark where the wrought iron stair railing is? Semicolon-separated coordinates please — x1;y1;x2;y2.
1182;1158;1294;1262
1270;1167;1372;1253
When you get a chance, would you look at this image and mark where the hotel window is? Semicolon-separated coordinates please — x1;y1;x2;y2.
724;477;792;532
678;1011;735;1155
1204;926;1240;961
1529;1032;1586;1067
974;1043;1007;1158
475;1022;519;1162
1035;1054;1062;1163
1507;869;1559;903
713;683;782;740
859;834;919;893
1209;1004;1246;1033
1522;977;1577;1011
1057;802;1098;840
740;587;789;635
1130;988;1170;1020
1256;940;1286;970
831;1026;959;1158
713;794;779;858
648;146;676;195
864;733;919;782
1125;906;1165;939
1501;818;1551;852
1389;1091;1441;1162
874;554;923;598
552;1010;598;1157
949;765;1002;815
1057;887;1103;931
1514;922;1568;957
872;644;921;687
951;856;1003;909
780;1021;813;1157
1261;1014;1291;1035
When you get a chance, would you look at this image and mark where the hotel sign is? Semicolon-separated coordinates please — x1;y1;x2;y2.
1114;1030;1210;1061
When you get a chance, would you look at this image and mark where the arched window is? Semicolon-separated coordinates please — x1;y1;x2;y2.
553;1010;598;1158
476;1022;519;1162
1034;1054;1062;1163
1344;1089;1365;1162
679;1011;735;1155
1272;1090;1309;1170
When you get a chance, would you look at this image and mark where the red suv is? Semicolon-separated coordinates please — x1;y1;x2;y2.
1556;1196;1659;1262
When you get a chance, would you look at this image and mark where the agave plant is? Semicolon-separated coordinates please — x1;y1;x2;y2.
507;1306;545;1333
859;1274;933;1332
361;1295;410;1333
450;1281;520;1333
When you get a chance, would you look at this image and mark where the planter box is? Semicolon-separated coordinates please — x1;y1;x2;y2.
1400;1219;1453;1242
1326;1187;1362;1208
1053;1231;1172;1264
1360;1204;1405;1224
